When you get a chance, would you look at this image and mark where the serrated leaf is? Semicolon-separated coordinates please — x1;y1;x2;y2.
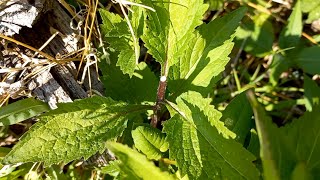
279;0;302;49
168;7;246;97
221;91;253;144
163;91;259;179
140;0;208;67
106;142;174;180
132;126;168;160
99;9;141;76
0;98;50;126
3;96;149;166
294;46;320;75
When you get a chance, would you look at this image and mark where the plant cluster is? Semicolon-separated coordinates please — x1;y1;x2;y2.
0;0;320;179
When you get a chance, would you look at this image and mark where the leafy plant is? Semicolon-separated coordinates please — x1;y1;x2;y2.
1;0;320;179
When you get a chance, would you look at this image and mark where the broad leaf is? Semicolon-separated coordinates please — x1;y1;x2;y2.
221;91;253;144
132;126;168;160
3;96;149;166
99;9;142;76
284;106;320;179
140;0;208;67
294;46;320;75
168;7;246;97
100;55;158;104
163;91;259;179
279;0;302;49
0;98;50;126
106;142;174;180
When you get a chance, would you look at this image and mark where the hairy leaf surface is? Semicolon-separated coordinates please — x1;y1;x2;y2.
106;142;174;180
163;91;259;179
3;96;149;166
132;126;168;160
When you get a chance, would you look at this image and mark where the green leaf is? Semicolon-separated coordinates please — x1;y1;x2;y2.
221;91;253;144
106;142;174;180
279;0;302;49
304;75;320;111
235;13;274;57
204;0;224;10
301;0;320;23
100;160;121;177
246;91;282;180
301;0;320;12
163;91;259;179
3;96;149;166
0;98;50;126
132;126;168;160
294;46;320;75
247;129;260;158
168;7;247;97
291;162;312;180
99;9;141;77
101;58;158;104
306;5;320;23
284;106;320;179
140;0;208;67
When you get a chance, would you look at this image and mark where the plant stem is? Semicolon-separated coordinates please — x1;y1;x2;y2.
151;75;167;127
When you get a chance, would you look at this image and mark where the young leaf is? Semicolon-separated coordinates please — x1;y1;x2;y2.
3;96;149;166
132;126;168;160
0;98;50;126
168;7;247;97
106;142;174;180
140;0;208;67
163;91;259;179
99;8;142;76
279;0;302;49
221;91;253;144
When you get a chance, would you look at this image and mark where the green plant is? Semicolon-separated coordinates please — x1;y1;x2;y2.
1;0;320;179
